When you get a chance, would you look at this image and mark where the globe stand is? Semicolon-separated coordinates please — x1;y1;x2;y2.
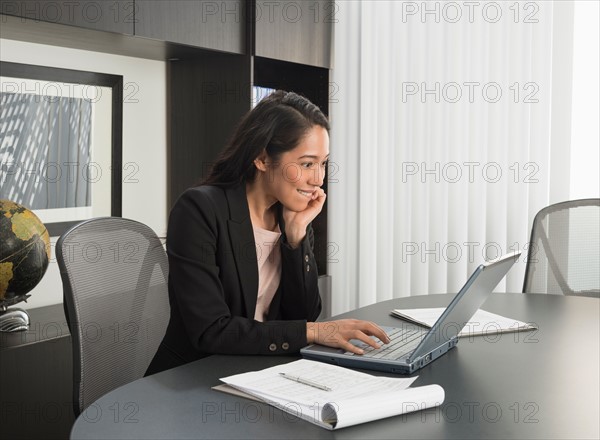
0;294;31;332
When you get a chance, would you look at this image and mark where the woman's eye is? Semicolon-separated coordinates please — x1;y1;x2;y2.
301;162;313;168
321;161;329;169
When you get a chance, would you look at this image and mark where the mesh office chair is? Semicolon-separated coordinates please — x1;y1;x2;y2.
56;218;170;415
523;199;600;297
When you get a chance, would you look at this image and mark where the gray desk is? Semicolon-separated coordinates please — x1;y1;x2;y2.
70;293;599;439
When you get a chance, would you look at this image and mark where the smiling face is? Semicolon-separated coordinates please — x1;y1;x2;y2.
259;125;330;212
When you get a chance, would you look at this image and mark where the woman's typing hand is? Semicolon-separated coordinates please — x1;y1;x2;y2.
306;319;390;355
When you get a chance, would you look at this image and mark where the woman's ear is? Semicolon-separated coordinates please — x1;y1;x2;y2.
253;152;269;172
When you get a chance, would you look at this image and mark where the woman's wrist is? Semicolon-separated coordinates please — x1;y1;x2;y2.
306;322;317;344
285;226;307;249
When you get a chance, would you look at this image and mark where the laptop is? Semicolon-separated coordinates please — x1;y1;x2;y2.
301;251;522;374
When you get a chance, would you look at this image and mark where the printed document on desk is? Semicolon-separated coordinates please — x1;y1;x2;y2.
218;359;444;430
390;307;537;337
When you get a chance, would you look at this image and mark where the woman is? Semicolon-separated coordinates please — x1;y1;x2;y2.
146;91;389;375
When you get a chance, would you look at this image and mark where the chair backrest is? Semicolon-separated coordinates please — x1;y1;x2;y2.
523;199;600;297
56;217;170;415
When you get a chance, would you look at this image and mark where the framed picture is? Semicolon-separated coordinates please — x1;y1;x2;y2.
0;61;122;236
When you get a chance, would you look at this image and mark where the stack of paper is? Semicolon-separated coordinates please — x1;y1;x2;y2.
390;307;537;337
217;359;444;430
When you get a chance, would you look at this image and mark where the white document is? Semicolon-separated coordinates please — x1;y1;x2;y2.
219;359;444;430
390;307;537;337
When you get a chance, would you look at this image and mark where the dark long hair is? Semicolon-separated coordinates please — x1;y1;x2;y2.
200;90;329;187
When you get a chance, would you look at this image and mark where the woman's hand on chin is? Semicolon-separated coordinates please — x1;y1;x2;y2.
282;188;326;247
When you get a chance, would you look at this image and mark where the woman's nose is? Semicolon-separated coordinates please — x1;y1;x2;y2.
308;165;325;186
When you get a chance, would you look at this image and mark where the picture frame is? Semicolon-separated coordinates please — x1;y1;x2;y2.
0;61;123;236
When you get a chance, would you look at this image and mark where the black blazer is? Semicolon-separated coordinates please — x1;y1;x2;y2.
146;183;322;375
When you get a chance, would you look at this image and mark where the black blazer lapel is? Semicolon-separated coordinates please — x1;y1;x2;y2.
225;184;259;319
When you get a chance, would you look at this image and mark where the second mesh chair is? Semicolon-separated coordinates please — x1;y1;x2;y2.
523;199;600;297
56;217;170;415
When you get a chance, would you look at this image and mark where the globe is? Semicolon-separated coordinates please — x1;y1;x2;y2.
0;200;50;304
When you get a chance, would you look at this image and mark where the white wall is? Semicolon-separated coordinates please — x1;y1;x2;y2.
0;38;168;309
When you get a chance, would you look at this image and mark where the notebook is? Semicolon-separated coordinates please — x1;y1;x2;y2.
301;251;521;374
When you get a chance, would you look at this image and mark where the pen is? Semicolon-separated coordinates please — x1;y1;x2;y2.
278;373;332;392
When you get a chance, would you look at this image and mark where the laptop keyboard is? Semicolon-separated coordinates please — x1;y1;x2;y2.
344;327;427;360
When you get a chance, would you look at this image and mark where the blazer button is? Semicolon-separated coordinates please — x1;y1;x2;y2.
282;342;290;350
304;255;309;262
306;265;310;272
269;343;277;352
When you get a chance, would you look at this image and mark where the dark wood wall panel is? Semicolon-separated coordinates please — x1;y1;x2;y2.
254;0;333;68
169;53;252;206
0;0;134;34
136;0;245;54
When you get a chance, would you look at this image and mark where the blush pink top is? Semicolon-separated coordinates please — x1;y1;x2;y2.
252;225;282;322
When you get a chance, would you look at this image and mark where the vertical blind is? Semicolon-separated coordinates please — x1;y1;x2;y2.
328;1;568;314
0;92;93;209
